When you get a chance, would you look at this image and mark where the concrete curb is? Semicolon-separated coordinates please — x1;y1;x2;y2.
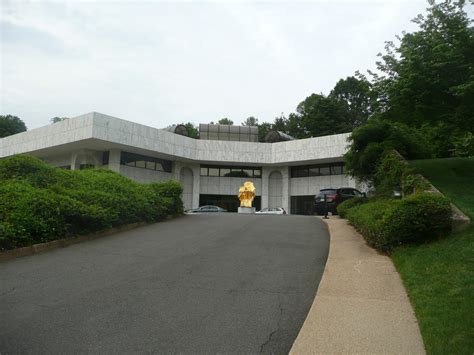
0;222;150;263
290;217;425;354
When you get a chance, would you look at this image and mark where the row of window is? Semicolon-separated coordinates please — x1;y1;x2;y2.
290;163;345;178
120;151;172;172
200;165;262;178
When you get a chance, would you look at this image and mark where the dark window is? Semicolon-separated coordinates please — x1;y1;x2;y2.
200;165;262;178
120;151;172;172
220;168;231;177
330;165;342;175
308;167;320;176
319;167;330;176
102;151;109;165
291;163;345;178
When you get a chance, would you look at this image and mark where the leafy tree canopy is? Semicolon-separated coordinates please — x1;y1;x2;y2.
0;115;27;138
371;0;473;156
181;122;199;139
217;118;233;125
344;119;431;182
242;116;258;126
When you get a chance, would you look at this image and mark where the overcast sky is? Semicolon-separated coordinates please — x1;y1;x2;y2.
1;0;433;130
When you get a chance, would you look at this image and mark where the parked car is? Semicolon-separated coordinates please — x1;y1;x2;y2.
256;207;287;215
185;205;227;214
314;187;365;215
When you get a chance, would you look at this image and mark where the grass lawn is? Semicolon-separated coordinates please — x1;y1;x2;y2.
391;157;474;354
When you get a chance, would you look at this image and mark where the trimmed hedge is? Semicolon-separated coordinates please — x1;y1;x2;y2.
0;155;183;250
336;197;368;218
345;193;451;252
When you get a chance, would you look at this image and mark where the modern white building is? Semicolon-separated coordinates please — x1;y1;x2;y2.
0;112;357;214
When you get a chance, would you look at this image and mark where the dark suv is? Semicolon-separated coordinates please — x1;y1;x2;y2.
315;187;365;215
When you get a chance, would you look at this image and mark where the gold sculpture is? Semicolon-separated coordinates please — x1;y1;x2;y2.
238;181;256;208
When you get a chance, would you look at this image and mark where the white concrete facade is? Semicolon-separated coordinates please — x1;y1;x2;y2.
0;112;356;214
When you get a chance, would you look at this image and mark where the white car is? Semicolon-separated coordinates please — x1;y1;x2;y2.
255;207;287;215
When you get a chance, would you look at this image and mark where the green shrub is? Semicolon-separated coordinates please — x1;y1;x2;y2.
0;181;110;249
374;150;429;197
383;193;451;247
0;155;68;188
0;155;184;250
147;180;184;216
337;197;368;218
346;193;452;252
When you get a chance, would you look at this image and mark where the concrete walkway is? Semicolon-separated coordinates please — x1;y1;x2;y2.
290;217;425;354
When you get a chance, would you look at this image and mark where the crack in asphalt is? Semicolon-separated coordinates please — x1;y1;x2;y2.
260;299;284;353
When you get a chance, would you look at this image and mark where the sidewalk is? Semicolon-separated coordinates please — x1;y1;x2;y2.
290;217;425;354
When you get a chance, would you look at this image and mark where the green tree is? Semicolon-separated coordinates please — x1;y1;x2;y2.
242;116;258;126
0;115;27;138
329;75;375;127
344;119;431;183
257;122;272;142
50;117;69;123
217;118;233;125
293;93;349;138
371;0;474;156
181;122;199;139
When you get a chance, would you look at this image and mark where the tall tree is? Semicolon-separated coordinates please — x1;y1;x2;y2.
242;116;258;126
371;0;474;156
329;75;375;127
0;115;27;138
217;118;233;125
293;93;349;138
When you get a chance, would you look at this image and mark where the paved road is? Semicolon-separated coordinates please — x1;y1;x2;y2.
0;214;329;354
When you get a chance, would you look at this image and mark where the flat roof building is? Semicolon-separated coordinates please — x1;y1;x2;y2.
0;112;356;214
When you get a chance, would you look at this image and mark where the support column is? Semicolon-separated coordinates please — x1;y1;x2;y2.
261;167;270;209
108;149;121;173
191;165;200;209
281;166;291;214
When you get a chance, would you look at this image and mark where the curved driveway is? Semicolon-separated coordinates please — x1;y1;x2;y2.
0;214;329;354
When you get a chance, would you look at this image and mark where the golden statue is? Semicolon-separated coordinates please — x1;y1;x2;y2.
238;181;256;208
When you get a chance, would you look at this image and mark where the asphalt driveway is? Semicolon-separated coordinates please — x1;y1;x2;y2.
0;214;329;354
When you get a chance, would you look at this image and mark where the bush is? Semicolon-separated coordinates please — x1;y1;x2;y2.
383;193;452;247
337;197;368;218
147;180;184;216
0;181;110;249
374;150;429;197
346;193;451;252
0;155;184;250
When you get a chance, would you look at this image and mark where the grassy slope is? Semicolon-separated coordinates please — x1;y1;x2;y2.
392;157;474;354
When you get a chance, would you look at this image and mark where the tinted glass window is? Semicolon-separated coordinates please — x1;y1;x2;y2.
200;167;208;176
242;169;252;177
331;165;342;175
208;168;219;176
220;168;231;177
309;167;320;176
319;167;330;176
